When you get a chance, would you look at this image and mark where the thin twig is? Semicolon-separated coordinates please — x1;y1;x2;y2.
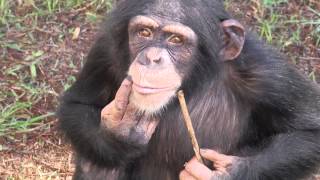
177;90;204;164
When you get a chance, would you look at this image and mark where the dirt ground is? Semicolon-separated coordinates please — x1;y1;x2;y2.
0;1;319;179
1;4;97;179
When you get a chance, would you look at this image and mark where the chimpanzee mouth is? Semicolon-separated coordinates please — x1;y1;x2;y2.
132;83;174;94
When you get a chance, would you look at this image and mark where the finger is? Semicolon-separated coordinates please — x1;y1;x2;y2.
215;167;228;174
179;170;197;180
101;100;126;122
200;149;232;162
200;149;234;172
185;157;213;180
212;170;225;176
114;77;133;111
101;101;121;128
210;171;229;180
101;101;114;117
121;103;139;124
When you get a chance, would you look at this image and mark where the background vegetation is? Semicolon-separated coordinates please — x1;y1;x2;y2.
0;0;319;179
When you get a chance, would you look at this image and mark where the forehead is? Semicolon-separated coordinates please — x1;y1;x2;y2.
145;0;185;22
129;15;185;28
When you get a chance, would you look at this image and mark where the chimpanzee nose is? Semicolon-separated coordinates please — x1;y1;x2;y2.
146;47;163;64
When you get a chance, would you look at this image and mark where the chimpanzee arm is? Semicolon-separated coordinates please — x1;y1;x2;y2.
58;100;145;167
57;35;144;167
231;68;320;180
231;130;320;180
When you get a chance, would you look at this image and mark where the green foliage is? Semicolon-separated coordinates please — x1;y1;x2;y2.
257;0;319;47
0;0;114;136
42;0;113;13
0;85;54;136
91;0;113;11
0;0;113;29
262;0;287;7
284;7;320;46
45;0;60;13
0;0;13;25
0;101;54;136
258;14;279;43
66;0;85;7
254;0;319;83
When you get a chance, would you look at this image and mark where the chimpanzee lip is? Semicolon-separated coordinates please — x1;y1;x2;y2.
132;83;174;94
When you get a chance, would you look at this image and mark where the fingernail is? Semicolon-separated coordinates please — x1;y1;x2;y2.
184;162;187;167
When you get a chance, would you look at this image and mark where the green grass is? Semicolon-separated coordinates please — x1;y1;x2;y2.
258;13;279;43
256;0;288;44
0;0;112;137
0;0;113;27
0;68;56;136
0;102;54;136
0;0;13;25
40;0;113;13
257;0;319;83
262;0;287;7
256;0;319;46
284;7;320;46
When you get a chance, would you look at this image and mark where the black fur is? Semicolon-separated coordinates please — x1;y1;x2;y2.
57;0;320;179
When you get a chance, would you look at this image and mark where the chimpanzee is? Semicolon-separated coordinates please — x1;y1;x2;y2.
57;0;320;179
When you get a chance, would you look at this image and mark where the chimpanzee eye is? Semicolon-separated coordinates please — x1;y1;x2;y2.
138;27;153;38
168;34;184;45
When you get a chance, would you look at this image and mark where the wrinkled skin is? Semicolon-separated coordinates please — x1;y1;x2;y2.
101;77;159;145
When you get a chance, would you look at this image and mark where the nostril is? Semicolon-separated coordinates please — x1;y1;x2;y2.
153;58;162;64
137;57;150;66
146;47;163;65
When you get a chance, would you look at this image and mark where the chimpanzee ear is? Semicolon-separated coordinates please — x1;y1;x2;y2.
220;19;245;61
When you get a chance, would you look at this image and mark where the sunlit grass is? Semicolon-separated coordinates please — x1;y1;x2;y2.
0;0;113;137
0;0;13;25
0;102;54;136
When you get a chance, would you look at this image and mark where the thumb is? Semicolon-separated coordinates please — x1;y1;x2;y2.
114;77;133;111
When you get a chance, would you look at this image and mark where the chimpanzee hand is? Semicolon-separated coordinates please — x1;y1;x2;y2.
100;77;159;145
180;149;246;180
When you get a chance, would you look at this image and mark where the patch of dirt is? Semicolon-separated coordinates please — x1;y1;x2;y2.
1;4;99;179
1;127;74;179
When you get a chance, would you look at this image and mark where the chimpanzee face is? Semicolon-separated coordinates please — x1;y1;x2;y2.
127;15;198;114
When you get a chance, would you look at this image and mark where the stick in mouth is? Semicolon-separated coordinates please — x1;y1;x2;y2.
177;90;204;164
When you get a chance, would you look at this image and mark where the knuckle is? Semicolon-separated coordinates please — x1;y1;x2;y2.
119;83;131;91
101;111;113;120
121;83;131;88
116;99;128;105
101;101;115;113
122;78;132;85
115;100;129;109
185;163;192;172
179;171;187;179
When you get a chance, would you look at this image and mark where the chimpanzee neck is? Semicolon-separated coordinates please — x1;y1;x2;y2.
146;71;251;171
188;74;251;149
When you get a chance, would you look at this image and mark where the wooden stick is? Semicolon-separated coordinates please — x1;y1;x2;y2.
177;90;204;164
